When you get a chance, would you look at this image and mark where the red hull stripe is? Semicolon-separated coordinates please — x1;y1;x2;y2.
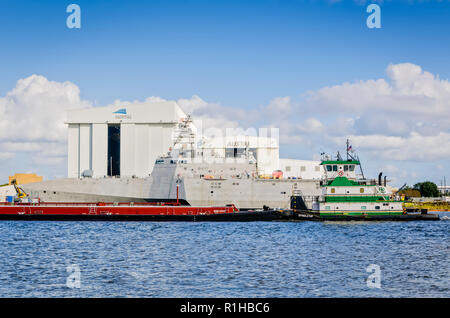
0;203;239;216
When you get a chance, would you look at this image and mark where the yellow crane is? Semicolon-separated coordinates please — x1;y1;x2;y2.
10;179;29;200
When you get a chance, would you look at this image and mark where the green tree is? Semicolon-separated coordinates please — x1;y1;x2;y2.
413;181;440;197
398;188;421;198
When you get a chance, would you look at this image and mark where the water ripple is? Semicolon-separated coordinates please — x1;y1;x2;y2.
0;220;448;297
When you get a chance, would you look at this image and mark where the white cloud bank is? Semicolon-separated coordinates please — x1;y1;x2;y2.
0;63;448;184
301;63;450;161
0;75;91;167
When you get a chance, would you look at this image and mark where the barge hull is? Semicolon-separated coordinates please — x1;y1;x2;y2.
0;211;284;222
0;203;286;222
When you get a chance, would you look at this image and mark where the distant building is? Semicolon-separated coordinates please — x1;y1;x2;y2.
0;185;16;202
438;185;450;196
9;173;43;185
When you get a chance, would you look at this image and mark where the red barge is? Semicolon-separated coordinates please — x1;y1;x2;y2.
0;202;286;221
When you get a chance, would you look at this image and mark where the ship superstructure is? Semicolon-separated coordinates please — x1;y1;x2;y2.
135;117;317;209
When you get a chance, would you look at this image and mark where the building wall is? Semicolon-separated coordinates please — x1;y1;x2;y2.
0;185;16;202
8;173;43;185
279;159;323;180
67;124;80;178
134;124;150;177
438;185;450;195
79;123;92;175
92;124;108;177
120;123;135;177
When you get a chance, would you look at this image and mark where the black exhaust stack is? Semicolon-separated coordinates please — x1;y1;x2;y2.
378;172;382;186
384;176;387;187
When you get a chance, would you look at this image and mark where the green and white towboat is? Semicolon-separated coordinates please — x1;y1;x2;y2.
312;151;404;218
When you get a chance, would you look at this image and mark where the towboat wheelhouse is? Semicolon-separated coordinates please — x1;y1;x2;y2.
313;147;404;218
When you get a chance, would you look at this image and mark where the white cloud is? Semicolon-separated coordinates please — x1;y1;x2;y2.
307;63;450;121
0;75;91;180
296;63;450;162
32;156;65;166
296;118;325;134
0;152;15;160
0;75;91;142
174;95;243;131
342;132;450;161
176;95;209;114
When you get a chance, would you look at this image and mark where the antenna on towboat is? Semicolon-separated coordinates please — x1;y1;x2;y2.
346;139;366;180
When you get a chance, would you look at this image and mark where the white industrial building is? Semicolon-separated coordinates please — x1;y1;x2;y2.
66;100;324;180
67;101;187;178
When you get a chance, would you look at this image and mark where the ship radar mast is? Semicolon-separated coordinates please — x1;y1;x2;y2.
172;115;196;159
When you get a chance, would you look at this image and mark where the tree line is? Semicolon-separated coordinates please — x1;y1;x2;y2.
398;181;441;198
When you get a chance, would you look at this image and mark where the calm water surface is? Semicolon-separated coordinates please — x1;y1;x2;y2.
0;216;448;297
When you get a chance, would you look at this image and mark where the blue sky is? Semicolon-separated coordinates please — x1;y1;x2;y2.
1;0;449;106
0;0;449;187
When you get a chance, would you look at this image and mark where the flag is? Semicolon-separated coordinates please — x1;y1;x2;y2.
347;145;352;152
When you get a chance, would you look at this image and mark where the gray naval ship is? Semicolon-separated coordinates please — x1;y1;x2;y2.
23;154;321;210
23;117;323;210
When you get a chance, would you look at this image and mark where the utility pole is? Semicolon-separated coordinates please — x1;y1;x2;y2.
346;139;349;160
445;176;447;197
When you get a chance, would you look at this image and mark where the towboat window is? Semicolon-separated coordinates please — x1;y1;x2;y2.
349;165;355;171
332;165;337;171
155;159;164;164
325;206;330;210
360;188;364;193
326;165;332;171
344;165;348;171
330;188;335;193
361;206;367;210
375;206;380;210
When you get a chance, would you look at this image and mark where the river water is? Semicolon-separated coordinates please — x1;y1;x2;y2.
0;215;448;297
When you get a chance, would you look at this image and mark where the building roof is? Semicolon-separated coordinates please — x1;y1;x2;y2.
66;101;186;124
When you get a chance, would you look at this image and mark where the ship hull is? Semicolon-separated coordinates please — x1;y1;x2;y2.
22;176;320;210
